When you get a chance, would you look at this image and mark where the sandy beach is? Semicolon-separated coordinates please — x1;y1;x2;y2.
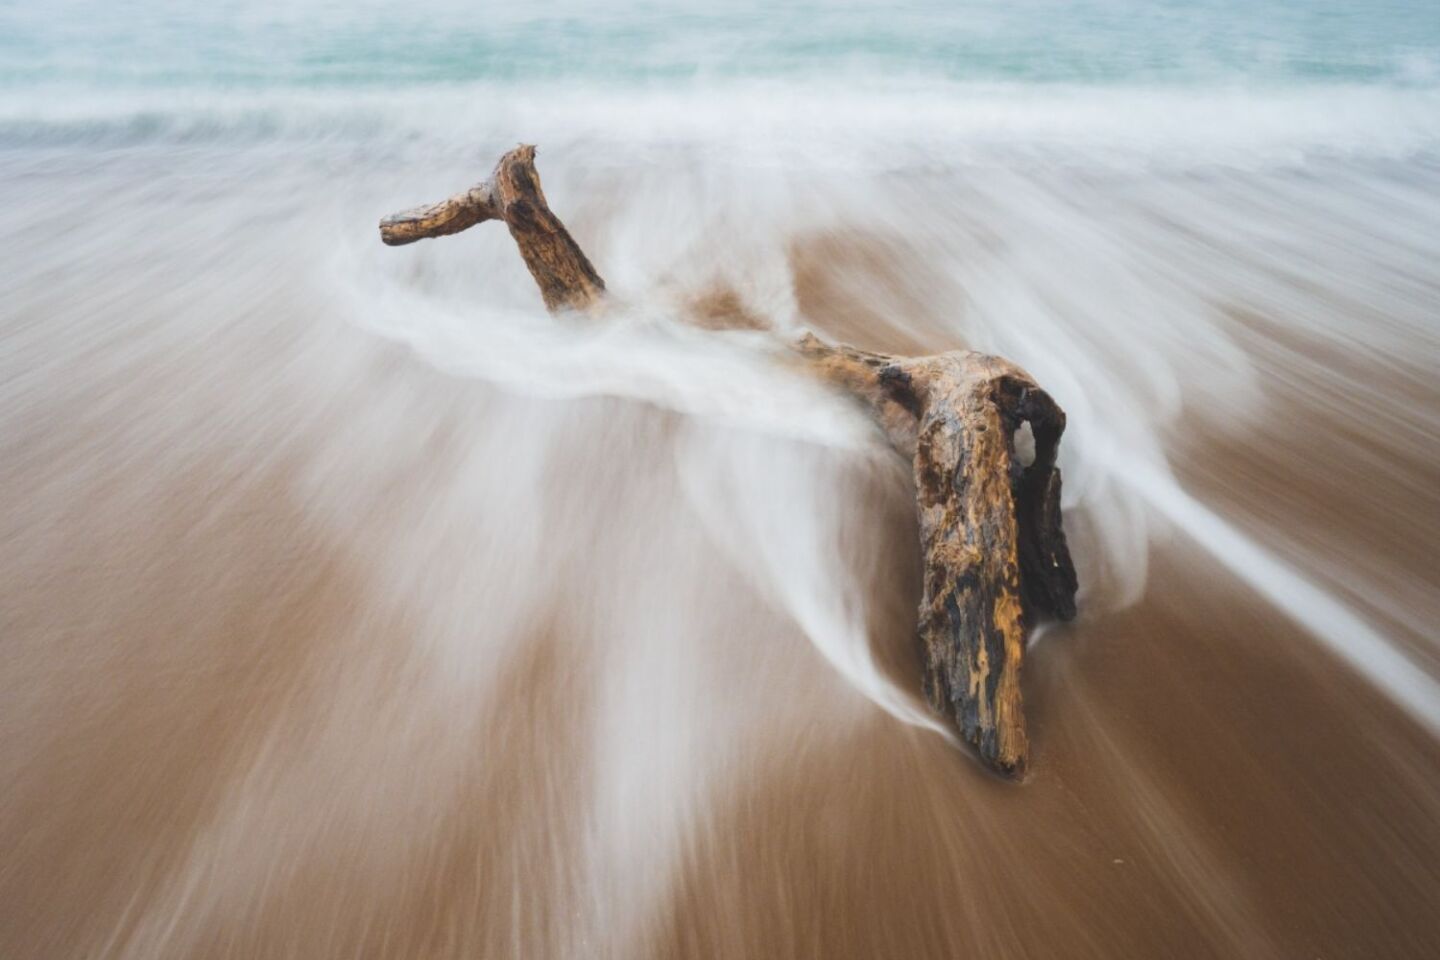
3;3;1440;956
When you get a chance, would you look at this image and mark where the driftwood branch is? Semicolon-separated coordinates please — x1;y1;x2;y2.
381;145;605;313
379;144;1077;777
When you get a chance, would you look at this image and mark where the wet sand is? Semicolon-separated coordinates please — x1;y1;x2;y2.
2;148;1438;958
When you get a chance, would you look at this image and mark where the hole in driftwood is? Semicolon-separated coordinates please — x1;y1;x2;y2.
1013;420;1036;469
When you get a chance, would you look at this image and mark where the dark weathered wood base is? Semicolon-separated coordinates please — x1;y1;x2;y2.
795;336;1076;774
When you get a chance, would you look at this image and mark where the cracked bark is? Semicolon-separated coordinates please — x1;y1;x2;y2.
379;144;1078;777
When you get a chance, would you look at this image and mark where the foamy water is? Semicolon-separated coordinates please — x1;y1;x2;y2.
3;2;1440;957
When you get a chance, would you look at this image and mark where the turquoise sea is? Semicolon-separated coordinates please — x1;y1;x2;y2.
6;0;1440;87
1;0;1438;155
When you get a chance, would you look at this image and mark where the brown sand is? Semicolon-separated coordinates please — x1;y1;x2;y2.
1;155;1437;959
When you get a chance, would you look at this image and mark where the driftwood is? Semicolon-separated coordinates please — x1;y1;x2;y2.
379;145;1077;777
381;145;604;313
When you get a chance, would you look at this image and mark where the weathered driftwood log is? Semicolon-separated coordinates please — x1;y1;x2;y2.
379;145;1077;777
794;337;1077;774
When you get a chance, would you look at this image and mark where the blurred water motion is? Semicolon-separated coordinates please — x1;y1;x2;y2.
3;2;1440;958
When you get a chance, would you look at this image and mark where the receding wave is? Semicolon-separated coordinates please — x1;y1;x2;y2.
3;82;1440;166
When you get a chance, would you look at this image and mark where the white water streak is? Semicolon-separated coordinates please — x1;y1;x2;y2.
1123;454;1440;735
